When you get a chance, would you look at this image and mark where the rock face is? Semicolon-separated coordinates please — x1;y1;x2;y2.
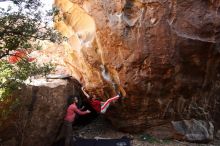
0;78;81;146
171;119;214;142
54;0;220;132
216;130;220;139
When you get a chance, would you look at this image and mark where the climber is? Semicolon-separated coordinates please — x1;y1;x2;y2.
58;96;91;146
81;87;121;114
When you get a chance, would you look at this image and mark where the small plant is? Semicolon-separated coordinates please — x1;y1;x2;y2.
140;134;161;143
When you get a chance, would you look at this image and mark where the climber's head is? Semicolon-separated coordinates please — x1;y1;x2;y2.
91;95;98;101
72;96;79;104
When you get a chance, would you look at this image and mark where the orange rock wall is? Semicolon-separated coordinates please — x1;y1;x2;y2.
54;0;220;132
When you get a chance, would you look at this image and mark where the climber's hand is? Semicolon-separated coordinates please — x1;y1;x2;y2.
86;110;91;113
118;92;122;98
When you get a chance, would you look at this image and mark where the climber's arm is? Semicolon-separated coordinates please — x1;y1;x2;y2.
81;87;90;99
74;106;90;115
80;106;85;110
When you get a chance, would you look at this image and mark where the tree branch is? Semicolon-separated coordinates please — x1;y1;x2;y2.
0;49;9;59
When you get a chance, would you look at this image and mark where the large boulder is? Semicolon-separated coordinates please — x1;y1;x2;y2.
171;119;214;142
54;0;220;132
0;78;82;146
216;130;220;140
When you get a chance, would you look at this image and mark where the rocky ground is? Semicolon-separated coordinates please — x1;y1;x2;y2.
73;116;220;146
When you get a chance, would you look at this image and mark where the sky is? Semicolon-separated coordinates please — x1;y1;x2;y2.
0;1;15;10
0;0;54;25
0;0;54;12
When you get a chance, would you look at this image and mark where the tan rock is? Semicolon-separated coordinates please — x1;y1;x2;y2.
54;0;220;133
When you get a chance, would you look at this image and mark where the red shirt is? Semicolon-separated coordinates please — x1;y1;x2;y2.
64;103;88;122
90;100;101;113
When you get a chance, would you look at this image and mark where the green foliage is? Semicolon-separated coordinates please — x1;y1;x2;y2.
0;0;61;99
0;59;55;100
0;2;62;58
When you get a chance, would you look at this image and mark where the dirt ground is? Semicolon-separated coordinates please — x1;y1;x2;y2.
73;116;220;146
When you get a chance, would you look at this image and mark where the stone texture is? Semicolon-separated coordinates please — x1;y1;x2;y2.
171;119;214;142
0;78;82;146
54;0;220;132
145;123;174;140
216;130;220;139
0;137;16;146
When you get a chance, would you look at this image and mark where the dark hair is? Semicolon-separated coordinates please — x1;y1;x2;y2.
67;95;74;105
91;95;100;100
72;96;78;103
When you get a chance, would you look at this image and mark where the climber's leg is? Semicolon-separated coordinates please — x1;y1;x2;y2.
64;121;73;146
100;95;120;114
